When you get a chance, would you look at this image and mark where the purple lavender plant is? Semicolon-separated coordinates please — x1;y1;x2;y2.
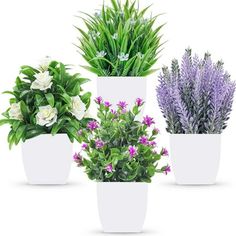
157;49;235;134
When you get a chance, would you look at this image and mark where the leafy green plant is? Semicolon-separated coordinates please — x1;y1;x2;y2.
0;57;92;148
75;0;165;76
74;97;170;182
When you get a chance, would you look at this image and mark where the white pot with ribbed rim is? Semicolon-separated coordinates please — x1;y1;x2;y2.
97;182;148;233
170;134;221;185
97;77;147;109
22;134;73;185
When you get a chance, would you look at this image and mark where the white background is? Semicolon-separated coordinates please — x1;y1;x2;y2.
0;0;236;235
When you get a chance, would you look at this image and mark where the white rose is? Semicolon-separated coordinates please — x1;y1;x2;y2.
39;56;51;71
9;103;23;121
36;105;58;127
31;71;53;91
71;96;86;120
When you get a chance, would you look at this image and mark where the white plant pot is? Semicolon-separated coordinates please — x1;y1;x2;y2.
22;134;73;185
170;134;221;185
97;182;148;233
97;77;147;110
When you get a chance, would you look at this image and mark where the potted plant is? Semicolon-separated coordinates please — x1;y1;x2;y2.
0;57;92;184
75;0;164;109
74;97;170;232
157;49;235;185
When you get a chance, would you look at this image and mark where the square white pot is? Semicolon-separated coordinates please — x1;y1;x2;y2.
170;134;221;185
97;77;147;110
97;182;148;233
22;134;73;185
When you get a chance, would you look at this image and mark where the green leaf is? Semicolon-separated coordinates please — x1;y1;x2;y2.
45;93;55;107
20;101;29;120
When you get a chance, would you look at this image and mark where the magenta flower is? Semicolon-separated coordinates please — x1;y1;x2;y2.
117;101;128;110
104;101;112;107
105;163;113;173
164;165;171;175
95;139;105;149
149;141;157;147
81;143;88;150
73;152;82;166
143;115;155;127
161;148;169;156
136;98;144;107
128;145;138;158
111;109;117;115
95;96;103;104
139;136;149;145
87;120;99;131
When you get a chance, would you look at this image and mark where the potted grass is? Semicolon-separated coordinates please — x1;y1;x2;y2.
75;0;164;109
0;58;92;184
74;97;170;232
157;49;235;185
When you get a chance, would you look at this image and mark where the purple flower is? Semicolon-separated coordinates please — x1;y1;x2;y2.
105;163;113;173
143;115;155;127
161;148;169;156
111;109;117;115
95;96;103;104
139;136;149;145
164;165;171;175
128;145;138;158
95;139;105;149
73;152;82;166
87;120;99;131
81;143;88;150
104;101;112;107
136;98;144;107
117;101;128;110
149;141;157;147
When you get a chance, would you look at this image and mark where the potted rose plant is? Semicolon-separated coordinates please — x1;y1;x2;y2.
75;0;164;109
0;58;92;184
157;49;235;185
74;98;170;232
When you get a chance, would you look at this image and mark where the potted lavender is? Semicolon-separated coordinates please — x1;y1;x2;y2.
157;49;235;185
74;98;169;232
75;0;164;110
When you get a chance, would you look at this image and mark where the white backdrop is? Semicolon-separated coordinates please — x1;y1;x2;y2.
0;0;235;235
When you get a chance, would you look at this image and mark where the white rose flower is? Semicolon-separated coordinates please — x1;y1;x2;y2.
71;96;86;120
36;105;58;127
39;56;51;71
31;71;53;91
9;103;23;121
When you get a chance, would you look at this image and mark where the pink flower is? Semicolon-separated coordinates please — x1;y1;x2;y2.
73;153;82;166
142;115;155;127
87;120;99;131
128;145;138;158
149;141;157;147
95;96;103;104
111;109;117;115
77;129;83;135
161;148;169;156
117;101;128;110
164;165;171;175
81;143;88;150
104;101;112;107
105;163;113;173
139;136;149;145
136;98;144;107
95;139;105;149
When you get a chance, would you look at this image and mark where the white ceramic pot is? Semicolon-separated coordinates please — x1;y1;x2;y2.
170;134;221;185
97;182;148;233
22;134;73;185
97;77;147;109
